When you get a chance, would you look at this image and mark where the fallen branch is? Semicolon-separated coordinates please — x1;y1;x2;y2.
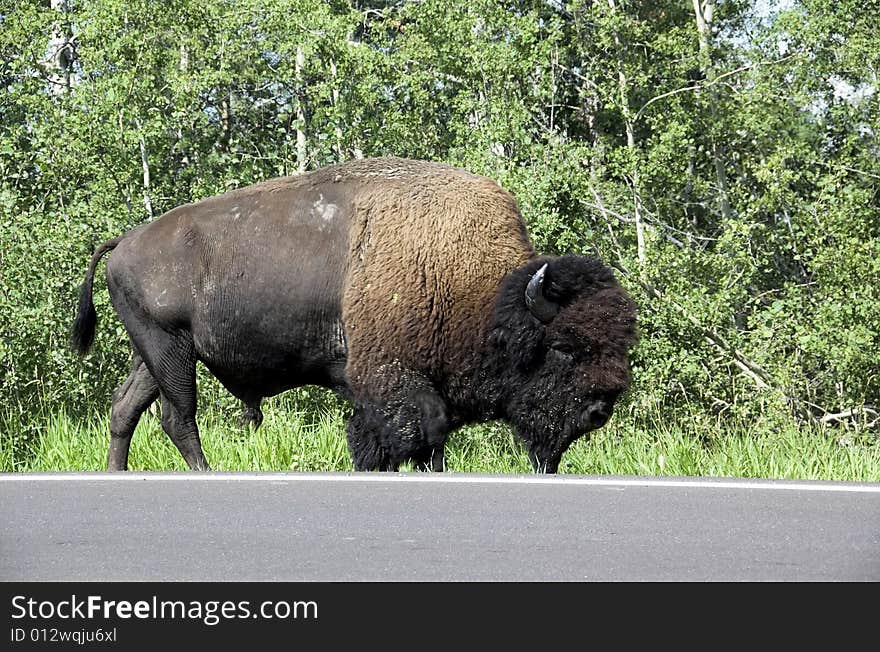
818;406;879;428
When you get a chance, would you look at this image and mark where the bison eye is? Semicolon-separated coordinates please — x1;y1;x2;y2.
548;343;575;361
549;340;593;362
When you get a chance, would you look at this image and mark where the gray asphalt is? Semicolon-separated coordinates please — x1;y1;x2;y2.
2;473;879;581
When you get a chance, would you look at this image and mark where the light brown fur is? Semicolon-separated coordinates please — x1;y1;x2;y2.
337;158;534;396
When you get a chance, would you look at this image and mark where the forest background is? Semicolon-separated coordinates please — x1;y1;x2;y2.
1;0;877;476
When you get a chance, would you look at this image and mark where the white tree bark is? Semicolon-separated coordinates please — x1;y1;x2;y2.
135;119;154;220
177;42;190;167
607;0;647;276
46;0;73;94
295;45;308;173
219;94;232;153
692;0;734;221
330;58;344;162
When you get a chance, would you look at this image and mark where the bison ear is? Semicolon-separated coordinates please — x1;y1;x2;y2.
489;326;511;349
508;320;545;371
525;263;560;323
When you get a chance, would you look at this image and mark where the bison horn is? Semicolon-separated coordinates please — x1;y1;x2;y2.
525;263;559;322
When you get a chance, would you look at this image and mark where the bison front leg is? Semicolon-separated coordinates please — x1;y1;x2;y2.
414;446;446;473
345;406;394;471
527;448;562;474
411;394;448;472
346;371;450;472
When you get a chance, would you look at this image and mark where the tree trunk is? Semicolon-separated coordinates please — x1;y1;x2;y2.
692;0;734;221
607;0;647;277
330;58;344;162
219;92;232;154
46;0;73;94
295;45;307;173
177;42;190;168
135;119;154;220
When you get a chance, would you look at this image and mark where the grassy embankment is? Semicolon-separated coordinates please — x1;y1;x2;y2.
3;396;879;480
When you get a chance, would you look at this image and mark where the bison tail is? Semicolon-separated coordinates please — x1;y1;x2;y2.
70;236;123;356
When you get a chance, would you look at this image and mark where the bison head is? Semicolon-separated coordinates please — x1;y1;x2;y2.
486;255;638;473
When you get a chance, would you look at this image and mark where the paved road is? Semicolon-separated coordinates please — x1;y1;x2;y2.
2;473;878;581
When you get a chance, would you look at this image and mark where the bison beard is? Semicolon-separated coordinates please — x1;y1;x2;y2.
70;157;637;473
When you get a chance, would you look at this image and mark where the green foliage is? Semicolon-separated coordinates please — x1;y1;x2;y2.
1;0;877;472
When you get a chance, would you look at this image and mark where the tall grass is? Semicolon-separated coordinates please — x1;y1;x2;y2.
1;404;352;473
2;400;879;480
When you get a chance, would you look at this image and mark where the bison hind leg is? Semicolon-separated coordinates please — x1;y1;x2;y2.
108;348;159;471
237;400;264;430
134;330;208;470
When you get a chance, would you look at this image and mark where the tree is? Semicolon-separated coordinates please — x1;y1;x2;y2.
1;0;876;439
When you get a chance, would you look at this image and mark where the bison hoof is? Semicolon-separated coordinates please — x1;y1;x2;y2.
238;406;264;430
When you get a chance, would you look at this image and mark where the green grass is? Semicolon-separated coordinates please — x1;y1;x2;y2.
2;401;879;481
1;405;352;473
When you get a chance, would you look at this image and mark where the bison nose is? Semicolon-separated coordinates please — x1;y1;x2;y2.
581;401;611;431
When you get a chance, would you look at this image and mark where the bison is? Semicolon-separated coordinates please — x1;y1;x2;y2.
71;157;637;473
